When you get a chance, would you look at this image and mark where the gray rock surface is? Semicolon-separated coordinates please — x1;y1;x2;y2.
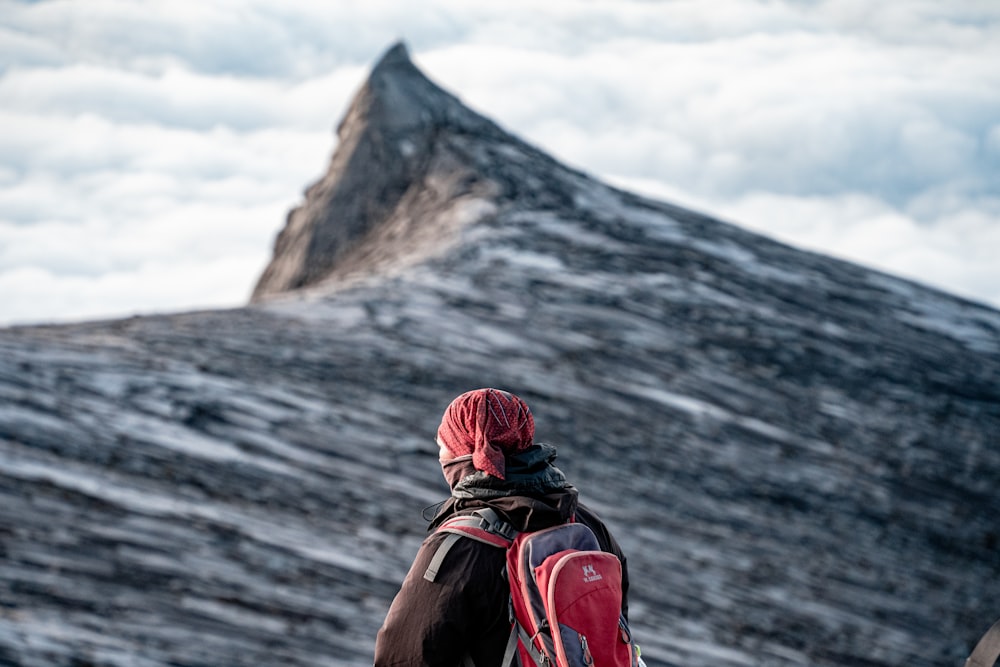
2;41;999;667
251;42;506;300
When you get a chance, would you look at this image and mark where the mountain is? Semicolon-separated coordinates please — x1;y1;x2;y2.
2;41;999;667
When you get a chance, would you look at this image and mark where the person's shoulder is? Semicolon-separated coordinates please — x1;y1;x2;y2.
421;513;512;560
419;524;508;588
575;501;607;528
574;502;627;556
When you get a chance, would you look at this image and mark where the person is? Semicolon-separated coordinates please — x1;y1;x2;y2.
374;387;630;667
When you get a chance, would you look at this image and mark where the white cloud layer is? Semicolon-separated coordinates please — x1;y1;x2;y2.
1;0;999;325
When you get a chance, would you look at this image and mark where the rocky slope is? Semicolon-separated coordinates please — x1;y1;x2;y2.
2;42;999;667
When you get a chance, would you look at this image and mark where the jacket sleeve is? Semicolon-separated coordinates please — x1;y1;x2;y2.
374;531;508;667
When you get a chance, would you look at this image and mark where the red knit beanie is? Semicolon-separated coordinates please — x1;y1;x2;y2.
436;388;535;480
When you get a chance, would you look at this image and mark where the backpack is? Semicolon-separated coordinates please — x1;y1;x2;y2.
423;507;638;667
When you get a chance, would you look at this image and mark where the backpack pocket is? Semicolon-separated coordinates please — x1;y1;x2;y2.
534;551;632;667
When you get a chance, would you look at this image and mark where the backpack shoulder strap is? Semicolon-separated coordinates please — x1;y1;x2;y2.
967;618;1000;667
423;508;517;582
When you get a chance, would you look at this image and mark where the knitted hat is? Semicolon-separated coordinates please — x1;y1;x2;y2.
436;388;535;480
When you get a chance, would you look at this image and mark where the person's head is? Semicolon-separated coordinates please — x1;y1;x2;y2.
436;388;535;480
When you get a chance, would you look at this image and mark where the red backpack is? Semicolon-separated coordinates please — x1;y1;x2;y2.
424;508;638;667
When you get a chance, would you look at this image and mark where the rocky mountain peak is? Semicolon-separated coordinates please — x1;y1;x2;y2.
250;41;504;301
342;41;497;136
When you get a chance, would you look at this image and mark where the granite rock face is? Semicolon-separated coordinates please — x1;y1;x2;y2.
251;42;507;300
2;42;999;667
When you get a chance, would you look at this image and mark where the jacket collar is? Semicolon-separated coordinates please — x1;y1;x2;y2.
430;444;578;532
442;443;570;499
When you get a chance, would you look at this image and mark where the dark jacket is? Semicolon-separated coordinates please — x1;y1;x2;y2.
374;445;629;667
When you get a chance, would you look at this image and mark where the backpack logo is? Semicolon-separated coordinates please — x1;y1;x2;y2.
582;563;603;582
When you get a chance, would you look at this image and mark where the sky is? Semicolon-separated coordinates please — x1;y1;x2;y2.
1;0;999;326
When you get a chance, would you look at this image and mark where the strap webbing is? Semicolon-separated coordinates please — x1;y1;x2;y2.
423;533;463;582
515;624;549;667
424;509;518;582
967;618;1000;667
501;624;520;667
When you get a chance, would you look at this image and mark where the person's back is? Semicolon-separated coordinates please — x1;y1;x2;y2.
374;388;629;667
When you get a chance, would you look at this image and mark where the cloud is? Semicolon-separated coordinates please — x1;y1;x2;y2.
1;0;999;326
422;19;1000;207
0;62;366;132
0;254;264;325
0;109;332;218
3;0;471;78
718;192;1000;306
0;107;334;323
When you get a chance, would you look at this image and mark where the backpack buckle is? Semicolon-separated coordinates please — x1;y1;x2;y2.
488;518;518;541
474;508;518;541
